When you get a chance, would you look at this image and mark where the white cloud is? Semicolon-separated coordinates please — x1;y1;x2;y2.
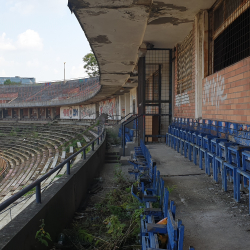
9;1;35;15
26;59;40;68
0;33;16;51
70;64;88;79
0;56;5;66
17;29;43;51
0;69;7;76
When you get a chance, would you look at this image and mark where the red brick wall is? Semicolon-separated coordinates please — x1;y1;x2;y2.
202;56;250;123
174;24;196;118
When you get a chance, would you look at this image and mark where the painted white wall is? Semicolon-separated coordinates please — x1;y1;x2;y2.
130;87;137;114
60;106;79;119
125;93;130;116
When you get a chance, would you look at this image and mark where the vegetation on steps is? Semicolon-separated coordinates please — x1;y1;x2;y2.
60;164;142;250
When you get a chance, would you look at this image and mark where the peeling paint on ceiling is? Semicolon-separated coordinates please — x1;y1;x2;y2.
153;2;188;12
89;35;112;44
148;17;193;25
86;10;108;16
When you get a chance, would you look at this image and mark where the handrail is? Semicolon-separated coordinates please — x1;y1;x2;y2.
122;114;142;156
0;125;105;212
120;113;134;123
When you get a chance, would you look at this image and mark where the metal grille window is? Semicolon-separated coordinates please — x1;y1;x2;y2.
177;30;193;94
209;0;250;73
144;50;170;141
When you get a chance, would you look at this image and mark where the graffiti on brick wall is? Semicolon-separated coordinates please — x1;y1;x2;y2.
80;104;96;119
175;93;190;107
203;73;227;109
60;106;79;119
99;98;117;117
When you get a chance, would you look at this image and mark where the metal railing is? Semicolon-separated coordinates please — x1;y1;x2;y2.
0;125;106;212
122;114;141;156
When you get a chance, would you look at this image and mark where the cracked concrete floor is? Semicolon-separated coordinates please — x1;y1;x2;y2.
147;143;250;250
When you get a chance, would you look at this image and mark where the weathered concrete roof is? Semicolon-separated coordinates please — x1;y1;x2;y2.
68;0;216;101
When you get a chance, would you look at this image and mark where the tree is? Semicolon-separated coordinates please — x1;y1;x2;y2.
4;79;21;85
83;52;99;77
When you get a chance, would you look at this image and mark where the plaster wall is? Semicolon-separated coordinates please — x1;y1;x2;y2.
130;88;137;114
60;106;79;119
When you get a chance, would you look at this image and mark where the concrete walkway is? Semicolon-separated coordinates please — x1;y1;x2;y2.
147;143;250;250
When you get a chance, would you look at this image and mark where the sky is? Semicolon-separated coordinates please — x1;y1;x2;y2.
0;0;92;82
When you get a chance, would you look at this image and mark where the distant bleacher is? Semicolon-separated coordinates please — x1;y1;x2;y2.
0;77;100;107
0;123;98;202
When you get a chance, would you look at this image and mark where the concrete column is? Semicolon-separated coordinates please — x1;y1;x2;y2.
51;108;55;119
119;95;125;119
95;103;99;119
125;93;130;117
18;109;21;119
118;95;122;120
195;10;208;118
35;108;38;119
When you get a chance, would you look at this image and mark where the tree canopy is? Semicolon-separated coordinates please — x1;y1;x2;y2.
83;52;99;77
4;79;21;85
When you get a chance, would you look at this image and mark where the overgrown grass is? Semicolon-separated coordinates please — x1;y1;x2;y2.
106;128;121;145
63;165;143;249
23;187;36;197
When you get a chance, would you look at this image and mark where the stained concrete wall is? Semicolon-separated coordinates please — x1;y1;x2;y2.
0;136;106;250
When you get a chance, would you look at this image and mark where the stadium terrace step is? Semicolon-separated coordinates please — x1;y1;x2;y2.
0;122;99;213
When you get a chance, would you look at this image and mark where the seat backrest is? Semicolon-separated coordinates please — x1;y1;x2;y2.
210;120;218;136
217;121;228;139
204;119;211;134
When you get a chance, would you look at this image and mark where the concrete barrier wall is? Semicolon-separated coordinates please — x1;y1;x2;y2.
0;136;106;250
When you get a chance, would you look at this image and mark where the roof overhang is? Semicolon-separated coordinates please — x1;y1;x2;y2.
68;0;216;101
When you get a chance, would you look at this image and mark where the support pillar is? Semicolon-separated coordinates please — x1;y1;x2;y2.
28;108;31;118
95;103;99;119
195;10;208;118
118;95;125;120
51;108;55;119
125;93;130;117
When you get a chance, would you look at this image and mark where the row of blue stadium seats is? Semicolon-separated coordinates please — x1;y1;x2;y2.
128;139;192;250
167;117;250;214
118;127;134;143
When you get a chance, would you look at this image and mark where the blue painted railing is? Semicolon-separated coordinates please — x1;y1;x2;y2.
0;126;105;212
